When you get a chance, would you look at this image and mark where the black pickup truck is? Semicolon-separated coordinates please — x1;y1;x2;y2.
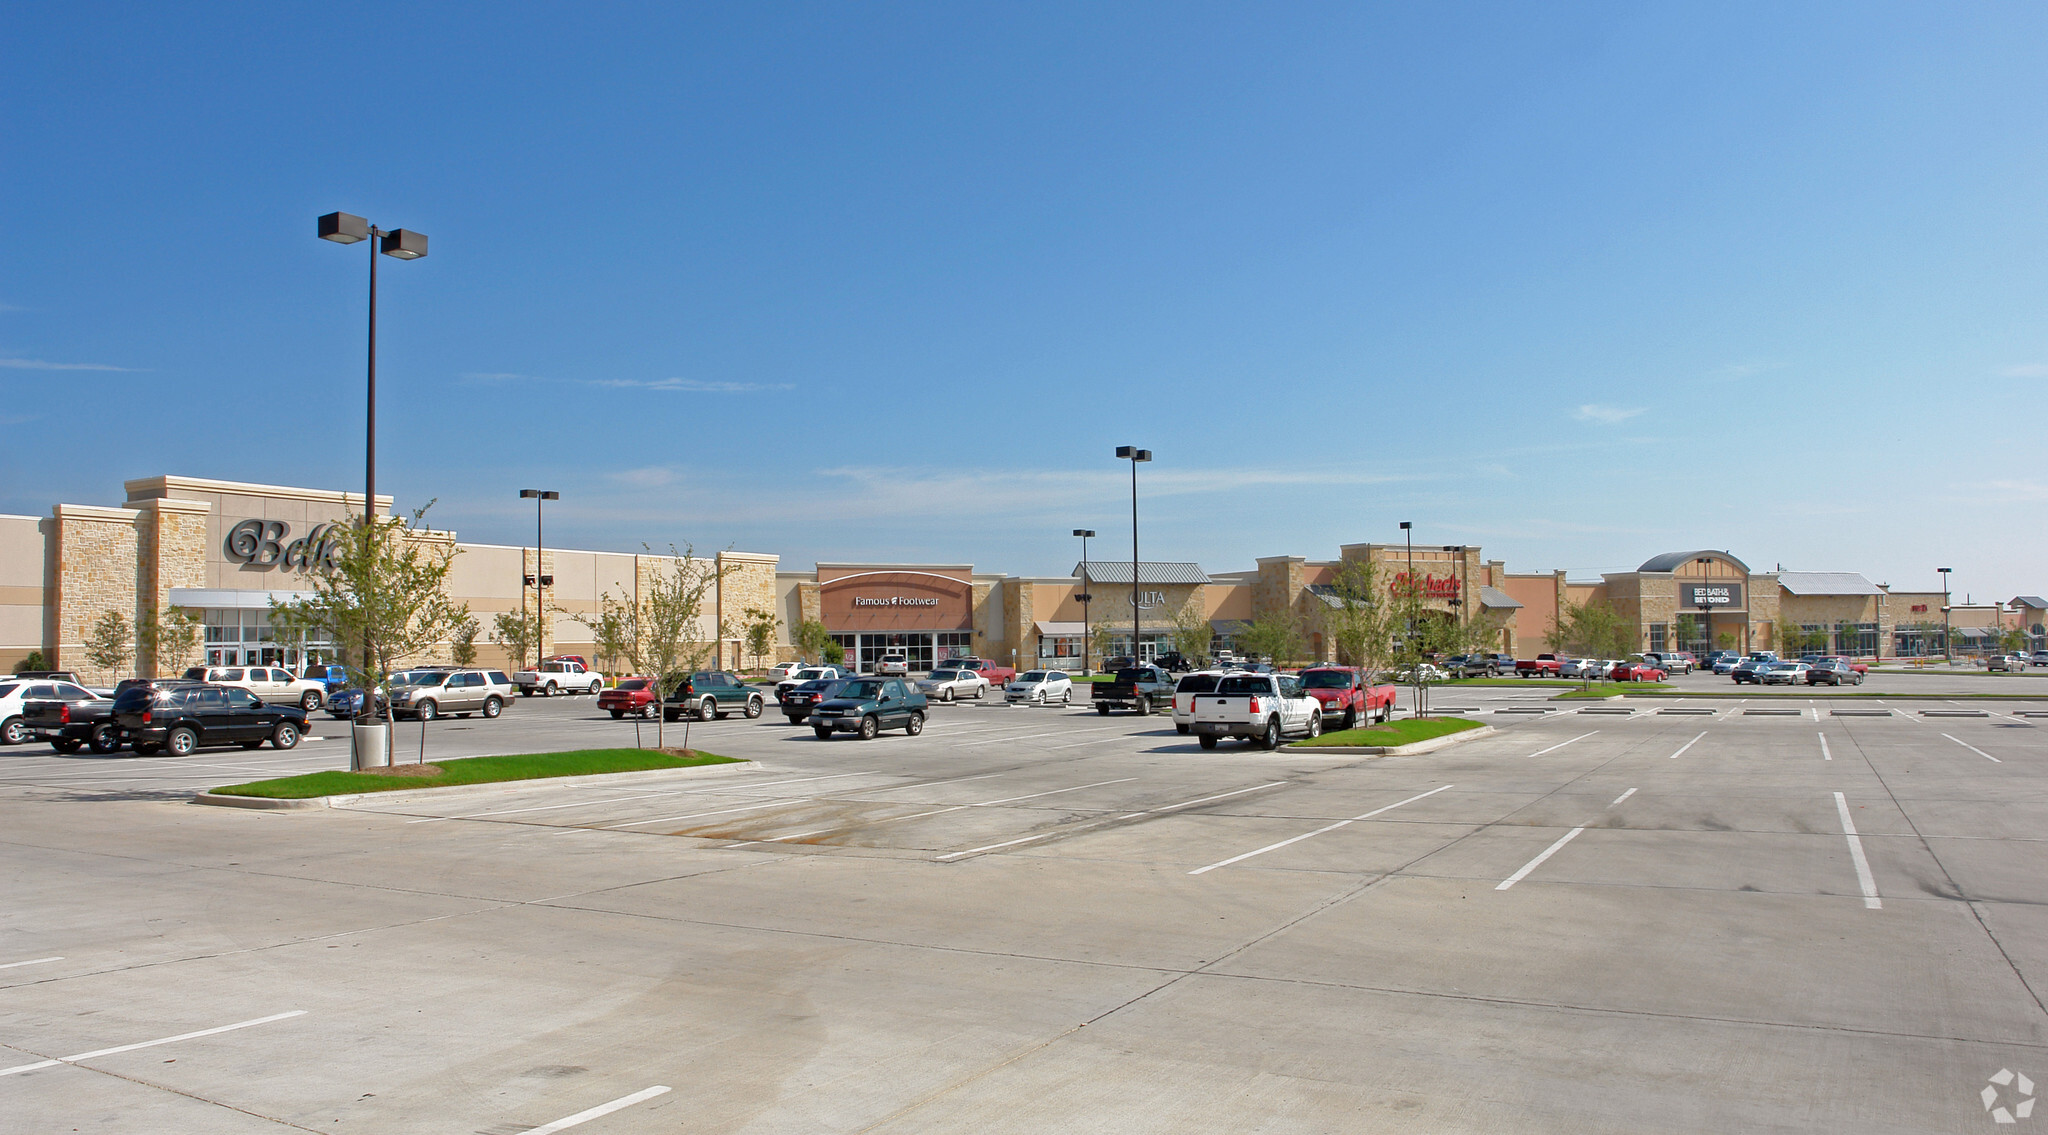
1091;665;1176;715
24;697;123;753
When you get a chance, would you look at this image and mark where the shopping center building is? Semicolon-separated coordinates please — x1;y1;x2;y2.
5;475;2039;680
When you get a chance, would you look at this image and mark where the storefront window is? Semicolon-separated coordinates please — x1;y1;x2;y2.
1648;624;1666;653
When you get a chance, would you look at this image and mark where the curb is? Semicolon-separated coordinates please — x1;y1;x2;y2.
192;758;756;811
1288;723;1495;756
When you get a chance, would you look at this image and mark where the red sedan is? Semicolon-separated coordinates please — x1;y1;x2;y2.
596;677;659;719
1608;660;1668;682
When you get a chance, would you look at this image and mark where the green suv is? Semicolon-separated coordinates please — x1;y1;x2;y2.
663;671;765;722
808;677;929;740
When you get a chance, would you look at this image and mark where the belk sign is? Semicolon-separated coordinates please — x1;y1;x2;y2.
224;519;343;571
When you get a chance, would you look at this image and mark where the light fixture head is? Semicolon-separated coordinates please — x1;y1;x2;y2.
1115;446;1134;458
1134;449;1152;462
317;212;369;243
1939;567;1953;573
379;228;428;259
520;489;539;499
1073;529;1095;538
1399;521;1412;531
542;491;560;500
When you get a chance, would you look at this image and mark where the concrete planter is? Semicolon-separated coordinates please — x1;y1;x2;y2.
350;722;390;769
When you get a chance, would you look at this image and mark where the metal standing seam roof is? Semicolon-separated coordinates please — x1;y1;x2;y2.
1776;572;1883;596
1032;621;1087;636
2013;596;2048;610
1070;562;1211;585
1478;585;1522;609
1637;550;1751;573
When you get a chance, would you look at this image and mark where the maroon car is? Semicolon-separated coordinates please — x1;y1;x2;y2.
596;677;659;719
1609;660;1667;682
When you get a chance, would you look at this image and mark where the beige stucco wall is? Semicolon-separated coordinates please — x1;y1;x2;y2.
0;515;52;672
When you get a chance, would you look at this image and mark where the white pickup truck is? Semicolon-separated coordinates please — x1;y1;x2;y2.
514;659;606;696
1190;672;1323;750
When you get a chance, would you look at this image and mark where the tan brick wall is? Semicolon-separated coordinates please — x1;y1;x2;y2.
52;506;144;683
717;552;781;669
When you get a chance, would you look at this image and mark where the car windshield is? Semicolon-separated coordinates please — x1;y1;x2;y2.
1176;674;1221;693
1770;663;1800;671
1216;676;1274;695
0;683;16;698
391;671;445;687
840;680;887;700
797;680;840;693
796;669;827;680
1299;671;1353;689
929;671;960;681
616;679;649;691
1020;671;1047;682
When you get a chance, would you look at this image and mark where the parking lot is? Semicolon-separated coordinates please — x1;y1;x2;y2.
5;682;2048;1132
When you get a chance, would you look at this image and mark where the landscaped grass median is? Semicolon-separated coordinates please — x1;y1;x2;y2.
1553;682;1667;698
1292;716;1484;748
211;748;741;799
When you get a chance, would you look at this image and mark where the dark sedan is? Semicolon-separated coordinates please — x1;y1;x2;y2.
808;677;928;740
113;683;307;756
1806;660;1864;686
780;678;849;724
1730;659;1773;684
324;687;389;720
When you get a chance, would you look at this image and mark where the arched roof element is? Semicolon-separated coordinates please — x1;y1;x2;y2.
1636;550;1750;574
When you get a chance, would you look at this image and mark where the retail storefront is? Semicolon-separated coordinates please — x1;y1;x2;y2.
816;567;978;673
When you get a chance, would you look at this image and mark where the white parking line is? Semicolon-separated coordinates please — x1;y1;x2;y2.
523;1085;672;1134
1833;792;1882;909
0;956;62;971
1819;733;1832;761
1667;731;1707;759
0;1010;306;1077
404;788;706;824
1114;781;1290;820
954;725;1132;747
1942;733;2002;763
935;831;1065;861
969;778;1139;807
1526;732;1598;758
1609;788;1636;807
604;799;796;828
730;778;1141;848
1188;785;1454;875
1495;827;1586;891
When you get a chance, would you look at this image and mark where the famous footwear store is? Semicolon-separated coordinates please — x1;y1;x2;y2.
2;475;780;680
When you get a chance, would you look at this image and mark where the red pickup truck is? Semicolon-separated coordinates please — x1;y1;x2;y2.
949;658;1017;686
1296;666;1398;730
1515;654;1565;678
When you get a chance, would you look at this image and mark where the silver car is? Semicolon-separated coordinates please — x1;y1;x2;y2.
916;668;989;702
1759;662;1810;686
390;668;511;720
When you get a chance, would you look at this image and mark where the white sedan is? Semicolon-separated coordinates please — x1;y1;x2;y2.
917;668;990;702
1004;670;1073;706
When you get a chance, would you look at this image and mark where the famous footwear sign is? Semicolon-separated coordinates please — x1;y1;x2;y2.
853;596;941;608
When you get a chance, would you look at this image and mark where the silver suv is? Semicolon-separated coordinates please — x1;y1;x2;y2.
390;668;512;721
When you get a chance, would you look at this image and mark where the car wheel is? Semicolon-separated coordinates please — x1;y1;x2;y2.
272;722;300;749
744;696;764;719
1176;723;1190;735
1096;703;1110;716
482;696;503;719
300;691;322;711
610;709;624;719
1340;707;1357;730
589;680;602;695
1259;717;1281;750
415;700;437;722
1198;734;1219;750
166;726;199;757
544;682;558;697
88;724;121;754
857;715;879;741
51;739;82;754
905;711;924;736
0;716;24;745
1033;690;1045;706
1061;689;1070;705
1135;698;1150;716
814;727;832;740
697;699;716;722
641;705;658;719
1305;712;1322;739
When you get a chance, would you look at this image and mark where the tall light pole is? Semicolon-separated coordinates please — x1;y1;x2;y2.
522;490;560;663
1442;545;1468;623
318;212;427;720
1939;567;1953;664
1115;447;1152;662
1399;522;1414;643
1073;529;1096;674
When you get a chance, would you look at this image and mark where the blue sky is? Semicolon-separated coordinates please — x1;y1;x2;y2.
5;3;2046;603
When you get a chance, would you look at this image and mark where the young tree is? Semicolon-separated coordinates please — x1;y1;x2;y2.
1715;631;1736;650
1674;614;1701;654
450;617;480;666
1237;612;1303;666
137;608;203;676
491;610;538;672
14;651;48;675
1325;558;1397;677
794;619;832;664
570;604;631;676
822;638;847;666
1092;624;1117;668
270;506;471;720
583;545;733;749
83;610;132;681
1166;598;1212;665
741;607;779;669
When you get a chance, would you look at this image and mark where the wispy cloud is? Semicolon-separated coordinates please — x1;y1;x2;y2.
609;466;681;488
0;303;25;314
1574;403;1644;424
1998;364;2048;378
460;371;529;383
0;357;138;372
1982;479;2048;502
589;377;794;393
